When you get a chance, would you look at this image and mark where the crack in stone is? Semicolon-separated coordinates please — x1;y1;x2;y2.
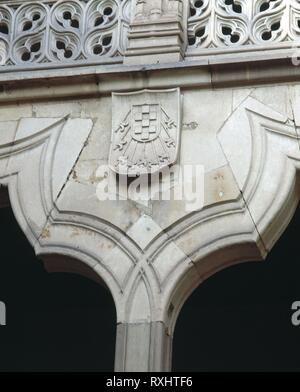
36;119;93;244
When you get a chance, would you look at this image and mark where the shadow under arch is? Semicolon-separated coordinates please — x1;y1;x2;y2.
0;203;116;371
172;202;300;371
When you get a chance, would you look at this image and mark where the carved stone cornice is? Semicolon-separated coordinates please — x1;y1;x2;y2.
1;94;300;370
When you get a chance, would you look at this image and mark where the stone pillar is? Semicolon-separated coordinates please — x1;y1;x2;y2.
115;321;172;372
124;0;187;65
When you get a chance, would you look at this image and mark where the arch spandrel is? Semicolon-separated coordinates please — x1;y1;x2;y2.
1;91;300;329
0;0;300;373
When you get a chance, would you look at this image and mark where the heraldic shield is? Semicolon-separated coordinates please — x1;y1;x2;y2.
109;88;181;176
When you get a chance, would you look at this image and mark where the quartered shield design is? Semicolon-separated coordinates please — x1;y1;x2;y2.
109;88;181;176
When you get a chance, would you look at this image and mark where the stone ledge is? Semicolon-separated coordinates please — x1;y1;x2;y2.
0;54;299;103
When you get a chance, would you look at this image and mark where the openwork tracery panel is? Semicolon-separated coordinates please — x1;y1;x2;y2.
0;0;131;67
2;1;300;67
187;0;300;56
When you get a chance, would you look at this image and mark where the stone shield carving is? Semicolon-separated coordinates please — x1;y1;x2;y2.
109;88;181;175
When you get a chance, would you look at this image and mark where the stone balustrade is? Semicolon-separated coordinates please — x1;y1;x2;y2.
1;0;300;70
187;0;300;59
0;0;131;68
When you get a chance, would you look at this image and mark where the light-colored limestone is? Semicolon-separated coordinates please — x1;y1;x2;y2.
126;214;163;251
124;0;187;66
250;85;294;119
79;98;112;162
32;101;81;118
0;121;17;146
1;85;300;372
15;118;61;141
1;2;300;372
0;103;32;121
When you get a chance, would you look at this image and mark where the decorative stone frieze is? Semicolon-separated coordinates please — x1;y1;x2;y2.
187;0;300;57
0;0;131;67
1;1;300;69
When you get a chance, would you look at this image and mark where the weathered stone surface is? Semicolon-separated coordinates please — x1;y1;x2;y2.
33;101;81;118
0;103;32;121
1;1;300;373
0;121;17;146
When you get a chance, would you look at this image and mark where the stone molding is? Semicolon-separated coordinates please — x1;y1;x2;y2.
1;0;300;70
1;93;300;370
2;0;300;375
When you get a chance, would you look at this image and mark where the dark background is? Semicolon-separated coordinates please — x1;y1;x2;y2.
0;204;300;372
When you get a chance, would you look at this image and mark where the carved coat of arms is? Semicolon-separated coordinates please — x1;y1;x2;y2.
109;88;181;176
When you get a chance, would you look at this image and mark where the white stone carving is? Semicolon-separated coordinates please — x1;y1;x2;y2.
2;0;300;68
187;0;300;56
134;0;183;20
1;89;300;371
2;0;300;375
109;89;181;175
0;0;131;67
125;0;186;64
